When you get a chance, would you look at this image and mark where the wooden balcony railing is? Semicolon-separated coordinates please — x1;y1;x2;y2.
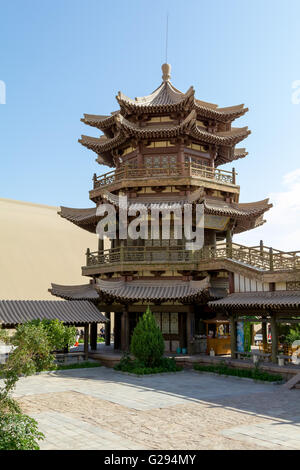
85;242;300;272
92;163;237;189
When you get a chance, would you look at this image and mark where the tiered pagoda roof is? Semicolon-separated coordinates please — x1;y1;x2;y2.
58;193;272;235
79;64;250;168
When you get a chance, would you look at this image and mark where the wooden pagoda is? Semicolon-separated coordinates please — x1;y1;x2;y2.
50;64;300;360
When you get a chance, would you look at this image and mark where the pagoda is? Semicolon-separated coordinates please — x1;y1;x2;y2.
51;63;300;359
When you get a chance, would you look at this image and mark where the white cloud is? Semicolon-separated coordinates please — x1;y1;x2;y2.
235;168;300;251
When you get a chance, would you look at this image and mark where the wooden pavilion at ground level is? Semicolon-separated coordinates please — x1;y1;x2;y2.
0;300;107;359
50;278;228;354
209;291;300;363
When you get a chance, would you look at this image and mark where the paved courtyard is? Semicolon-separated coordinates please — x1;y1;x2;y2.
9;367;300;450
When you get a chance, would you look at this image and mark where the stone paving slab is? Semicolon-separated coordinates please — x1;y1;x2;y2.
10;367;278;410
30;411;145;450
10;367;300;450
221;422;300;449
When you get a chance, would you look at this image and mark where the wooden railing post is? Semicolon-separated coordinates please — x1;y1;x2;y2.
86;248;90;266
259;240;264;267
232;167;236;185
93;173;97;188
120;242;124;263
269;247;274;271
260;240;264;257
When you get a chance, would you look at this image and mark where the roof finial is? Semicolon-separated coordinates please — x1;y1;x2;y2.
162;63;171;82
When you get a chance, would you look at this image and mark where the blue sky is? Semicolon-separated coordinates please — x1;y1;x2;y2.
1;0;300;249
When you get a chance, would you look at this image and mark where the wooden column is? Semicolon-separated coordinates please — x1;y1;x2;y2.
137;143;143;168
226;229;232;258
179;312;186;349
262;319;267;352
105;312;111;346
186;308;195;355
270;314;278;363
114;312;121;350
98;237;104;252
121;306;130;351
229;315;237;359
228;272;234;294
84;323;89;360
269;247;274;271
90;323;97;351
178;142;185;168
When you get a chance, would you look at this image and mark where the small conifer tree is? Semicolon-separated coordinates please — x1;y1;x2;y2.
130;306;164;367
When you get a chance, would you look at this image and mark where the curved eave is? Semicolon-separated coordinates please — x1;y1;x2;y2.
203;198;273;219
234;148;248;158
189;125;251;146
195;102;248;122
58;206;98;233
116;109;195;139
215;151;247;167
81;113;119;138
233;215;267;235
79;133;127;153
50;283;101;303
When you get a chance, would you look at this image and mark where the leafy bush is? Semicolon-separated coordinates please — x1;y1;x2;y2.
114;354;182;375
0;320;76;393
193;363;282;382
130;306;164;367
0;319;75;450
30;319;76;352
285;328;300;346
0;414;44;450
54;361;102;371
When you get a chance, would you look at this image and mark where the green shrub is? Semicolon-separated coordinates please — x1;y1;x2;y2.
0;414;44;450
285;329;300;346
114;354;182;375
54;361;102;371
130;306;164;367
0;319;75;450
193;363;282;382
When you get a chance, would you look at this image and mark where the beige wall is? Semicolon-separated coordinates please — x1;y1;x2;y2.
0;198;98;300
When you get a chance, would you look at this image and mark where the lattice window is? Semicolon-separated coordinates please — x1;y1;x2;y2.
144;154;177;168
287;281;300;290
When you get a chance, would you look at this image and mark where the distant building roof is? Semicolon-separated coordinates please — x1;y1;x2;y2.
209;291;300;310
0;300;107;326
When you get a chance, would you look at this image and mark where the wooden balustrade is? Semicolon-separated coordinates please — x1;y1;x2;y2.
92;163;237;189
85;242;300;272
